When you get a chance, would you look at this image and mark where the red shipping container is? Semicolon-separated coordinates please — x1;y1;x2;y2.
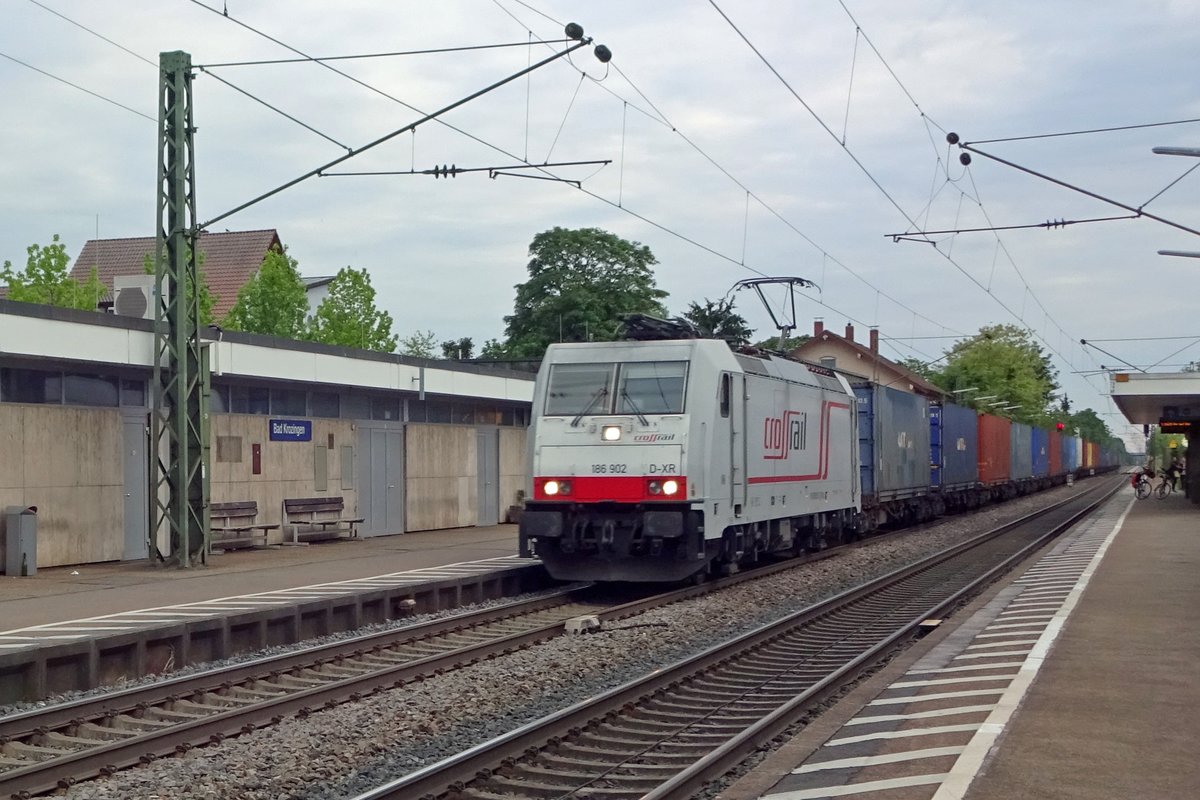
978;413;1012;485
1048;430;1062;477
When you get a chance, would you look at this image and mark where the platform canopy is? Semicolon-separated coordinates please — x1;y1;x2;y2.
1111;372;1200;427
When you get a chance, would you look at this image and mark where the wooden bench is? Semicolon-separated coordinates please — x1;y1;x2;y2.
209;501;280;551
282;496;364;544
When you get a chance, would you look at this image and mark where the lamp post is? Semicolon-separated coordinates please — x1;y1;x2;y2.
1153;146;1200;259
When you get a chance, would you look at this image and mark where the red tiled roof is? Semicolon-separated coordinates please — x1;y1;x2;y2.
790;330;946;398
70;230;282;319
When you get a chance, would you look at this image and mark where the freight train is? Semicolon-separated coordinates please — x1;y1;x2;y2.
518;325;1122;583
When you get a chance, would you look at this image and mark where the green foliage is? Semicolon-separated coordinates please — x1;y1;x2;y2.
398;330;437;358
223;247;309;338
501;227;669;358
754;333;809;352
142;246;216;325
479;339;506;360
1067;408;1112;443
934;324;1058;422
1;235;105;310
1148;430;1186;466
897;357;941;383
682;298;753;342
440;337;474;360
308;267;398;352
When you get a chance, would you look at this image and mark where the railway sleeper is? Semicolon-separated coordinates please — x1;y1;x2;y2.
513;763;673;787
1;740;67;762
535;752;681;776
37;730;99;749
75;722;140;741
479;774;647;797
111;713;174;731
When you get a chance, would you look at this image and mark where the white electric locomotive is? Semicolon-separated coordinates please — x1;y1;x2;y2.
519;332;861;582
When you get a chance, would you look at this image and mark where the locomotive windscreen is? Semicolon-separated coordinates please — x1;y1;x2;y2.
544;360;687;416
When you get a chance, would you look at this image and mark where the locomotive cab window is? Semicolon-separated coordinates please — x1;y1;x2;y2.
617;361;687;415
545;363;616;416
719;373;731;418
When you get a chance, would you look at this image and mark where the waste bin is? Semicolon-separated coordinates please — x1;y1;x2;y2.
5;505;37;577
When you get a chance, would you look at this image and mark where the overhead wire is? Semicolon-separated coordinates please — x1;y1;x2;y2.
708;1;1100;401
0;49;156;121
492;0;962;342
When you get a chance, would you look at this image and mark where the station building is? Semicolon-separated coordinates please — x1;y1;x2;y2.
0;299;534;571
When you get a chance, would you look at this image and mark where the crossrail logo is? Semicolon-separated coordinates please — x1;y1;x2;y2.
763;410;808;459
633;433;676;442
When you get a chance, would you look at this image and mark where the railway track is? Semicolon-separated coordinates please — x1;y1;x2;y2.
351;477;1123;800
0;481;1115;798
0;544;847;799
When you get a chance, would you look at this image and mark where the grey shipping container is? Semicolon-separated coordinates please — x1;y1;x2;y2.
1009;421;1033;481
855;384;931;500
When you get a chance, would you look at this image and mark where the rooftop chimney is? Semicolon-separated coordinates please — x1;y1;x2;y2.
814;318;824;336
869;327;879;354
845;323;854;342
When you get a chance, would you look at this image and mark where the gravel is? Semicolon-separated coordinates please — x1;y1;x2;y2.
55;482;1090;800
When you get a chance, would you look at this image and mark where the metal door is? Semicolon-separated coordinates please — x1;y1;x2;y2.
361;426;404;536
121;413;149;560
730;373;746;514
476;429;500;525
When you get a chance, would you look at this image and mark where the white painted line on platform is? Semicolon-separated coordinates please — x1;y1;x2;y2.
929;495;1132;800
973;630;1047;640
845;705;996;725
796;746;966;773
908;661;1025;675
869;689;1004;706
893;675;1012;688
953;649;1032;660
829;724;981;745
981;621;1049;630
966;639;1039;650
766;773;951;799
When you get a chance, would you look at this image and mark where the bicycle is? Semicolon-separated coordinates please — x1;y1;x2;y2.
1156;474;1176;499
1134;472;1153;500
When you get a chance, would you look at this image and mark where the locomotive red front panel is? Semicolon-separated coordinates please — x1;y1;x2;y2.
533;443;685;501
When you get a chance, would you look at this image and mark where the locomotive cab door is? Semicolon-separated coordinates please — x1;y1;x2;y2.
718;371;747;516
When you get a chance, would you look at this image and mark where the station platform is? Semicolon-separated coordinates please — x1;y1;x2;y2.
721;487;1200;800
0;525;540;704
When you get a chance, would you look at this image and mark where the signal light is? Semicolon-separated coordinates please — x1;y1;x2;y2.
1056;422;1065;432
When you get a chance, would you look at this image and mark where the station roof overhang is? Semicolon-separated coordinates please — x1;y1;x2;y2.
1111;372;1200;427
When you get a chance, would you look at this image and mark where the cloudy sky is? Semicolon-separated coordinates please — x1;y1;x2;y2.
3;0;1198;447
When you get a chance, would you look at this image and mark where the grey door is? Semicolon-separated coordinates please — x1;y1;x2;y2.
362;426;404;536
476;428;499;526
121;413;149;560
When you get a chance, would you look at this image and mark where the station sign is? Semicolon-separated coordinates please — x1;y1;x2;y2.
269;418;312;442
1158;420;1192;433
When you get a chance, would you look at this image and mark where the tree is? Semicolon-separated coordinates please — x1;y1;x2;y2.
682;298;753;342
399;330;437;358
223;247;309;338
501;227;669;358
897;357;942;383
307;267;398;352
2;235;105;310
936;324;1058;421
142;246;217;326
1068;408;1111;443
440;337;474;360
755;333;809;352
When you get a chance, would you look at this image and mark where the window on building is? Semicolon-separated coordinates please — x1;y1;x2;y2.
271;388;307;416
230;385;270;415
426;400;452;423
64;374;119;407
310;391;340;418
0;368;62;404
819;357;837;369
407;398;426;422
370;396;400;421
120;379;147;407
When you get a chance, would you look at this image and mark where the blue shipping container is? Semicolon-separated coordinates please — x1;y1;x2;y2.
856;384;931;500
1009;422;1033;481
1032;427;1050;477
930;402;979;489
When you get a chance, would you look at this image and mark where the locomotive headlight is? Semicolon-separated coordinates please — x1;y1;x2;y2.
602;425;622;441
544;479;571;496
662;479;679;496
